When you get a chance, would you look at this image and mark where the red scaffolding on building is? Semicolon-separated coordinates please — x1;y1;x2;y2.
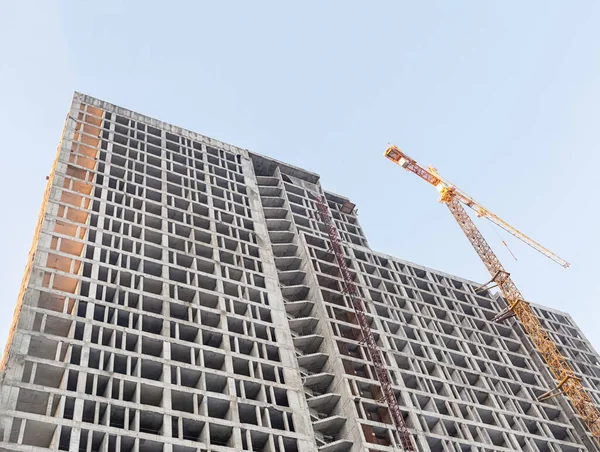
314;195;416;451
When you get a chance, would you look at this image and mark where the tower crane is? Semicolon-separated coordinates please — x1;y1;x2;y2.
384;145;600;446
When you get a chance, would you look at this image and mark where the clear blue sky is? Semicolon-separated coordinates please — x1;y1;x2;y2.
1;2;599;353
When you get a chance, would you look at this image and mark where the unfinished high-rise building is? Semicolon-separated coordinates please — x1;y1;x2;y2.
2;92;600;452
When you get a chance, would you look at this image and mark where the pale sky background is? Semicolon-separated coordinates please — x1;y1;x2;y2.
1;2;599;353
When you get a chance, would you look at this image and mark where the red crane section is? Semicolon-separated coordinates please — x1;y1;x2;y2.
314;195;416;451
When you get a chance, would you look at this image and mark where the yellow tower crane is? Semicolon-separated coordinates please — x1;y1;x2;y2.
384;145;600;446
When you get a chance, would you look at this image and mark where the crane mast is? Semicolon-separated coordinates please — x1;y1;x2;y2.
314;195;416;451
384;145;600;445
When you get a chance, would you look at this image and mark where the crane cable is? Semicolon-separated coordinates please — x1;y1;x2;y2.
488;218;518;261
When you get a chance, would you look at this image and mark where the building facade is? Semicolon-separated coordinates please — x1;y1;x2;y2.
1;92;599;452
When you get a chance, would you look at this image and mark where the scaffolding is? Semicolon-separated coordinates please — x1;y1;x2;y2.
314;194;415;451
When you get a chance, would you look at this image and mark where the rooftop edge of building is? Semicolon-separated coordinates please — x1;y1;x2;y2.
74;91;323;185
74;91;249;155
